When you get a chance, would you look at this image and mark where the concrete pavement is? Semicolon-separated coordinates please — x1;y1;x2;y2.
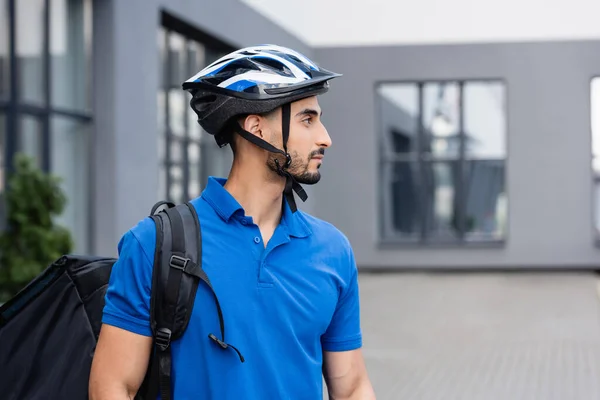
356;271;600;400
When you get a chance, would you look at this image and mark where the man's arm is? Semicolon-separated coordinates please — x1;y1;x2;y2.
323;349;376;400
321;237;375;399
88;224;156;399
89;325;153;399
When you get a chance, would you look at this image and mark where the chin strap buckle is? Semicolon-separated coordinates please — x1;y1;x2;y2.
284;152;292;168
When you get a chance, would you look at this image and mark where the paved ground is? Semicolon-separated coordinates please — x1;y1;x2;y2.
354;271;600;400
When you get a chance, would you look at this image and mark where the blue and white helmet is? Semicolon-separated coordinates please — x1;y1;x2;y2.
182;44;341;213
182;44;341;143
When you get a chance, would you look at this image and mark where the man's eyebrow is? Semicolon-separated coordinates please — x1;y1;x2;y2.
295;108;322;117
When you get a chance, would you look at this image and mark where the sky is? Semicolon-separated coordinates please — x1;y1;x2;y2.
242;0;600;47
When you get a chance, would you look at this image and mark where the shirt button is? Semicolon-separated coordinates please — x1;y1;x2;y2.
241;219;247;225
254;237;261;244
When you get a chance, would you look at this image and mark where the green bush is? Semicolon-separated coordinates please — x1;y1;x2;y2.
0;153;73;302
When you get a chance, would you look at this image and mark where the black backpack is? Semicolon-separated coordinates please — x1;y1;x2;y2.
0;201;233;400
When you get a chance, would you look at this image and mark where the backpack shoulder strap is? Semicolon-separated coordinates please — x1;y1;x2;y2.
152;202;203;341
136;200;245;400
137;201;202;400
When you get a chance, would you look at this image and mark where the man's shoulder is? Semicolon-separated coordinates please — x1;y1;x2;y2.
118;216;157;263
297;211;358;289
128;214;157;240
121;198;211;258
297;210;352;249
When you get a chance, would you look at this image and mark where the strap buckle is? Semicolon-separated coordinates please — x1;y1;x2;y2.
169;255;190;271
284;152;292;168
155;327;172;351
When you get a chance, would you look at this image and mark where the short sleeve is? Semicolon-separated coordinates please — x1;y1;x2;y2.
321;246;363;352
101;222;156;337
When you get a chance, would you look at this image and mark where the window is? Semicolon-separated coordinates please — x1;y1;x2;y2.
592;77;600;240
158;18;234;204
0;0;93;253
376;80;507;244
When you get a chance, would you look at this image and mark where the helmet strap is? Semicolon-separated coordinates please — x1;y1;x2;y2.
278;103;306;212
229;103;307;212
281;102;291;154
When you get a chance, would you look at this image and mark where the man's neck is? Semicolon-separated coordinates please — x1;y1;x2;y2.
223;159;286;229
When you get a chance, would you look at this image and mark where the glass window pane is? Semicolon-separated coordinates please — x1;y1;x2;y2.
169;163;183;204
188;163;200;199
170;165;183;181
464;81;507;159
592;78;600;236
200;138;232;181
50;116;89;254
382;160;421;241
167;102;186;140
378;79;508;243
158;29;232;200
376;84;419;156
203;142;232;182
189;112;202;140
204;48;229;66
187;41;206;77
169;184;183;204
168;31;186;88
51;0;93;112
422;161;460;240
594;159;600;236
158;26;167;87
16;0;45;105
188;142;200;164
168;90;186;138
18;114;43;167
168;31;186;137
0;0;9;98
423;82;460;158
170;139;183;163
464;160;507;241
595;180;600;237
158;27;167;168
592;77;600;158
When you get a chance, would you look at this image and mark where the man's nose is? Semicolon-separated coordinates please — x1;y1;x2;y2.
317;125;332;148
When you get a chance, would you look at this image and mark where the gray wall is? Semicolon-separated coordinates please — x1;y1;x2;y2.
314;40;600;269
91;0;313;256
92;0;160;256
91;2;600;268
158;0;312;57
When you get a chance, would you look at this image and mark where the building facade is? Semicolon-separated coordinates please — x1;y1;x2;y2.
2;0;600;269
315;42;600;269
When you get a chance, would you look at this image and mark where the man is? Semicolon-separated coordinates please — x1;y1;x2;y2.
89;44;375;400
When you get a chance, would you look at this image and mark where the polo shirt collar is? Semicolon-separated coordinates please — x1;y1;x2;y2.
281;196;312;238
202;176;312;238
201;177;244;222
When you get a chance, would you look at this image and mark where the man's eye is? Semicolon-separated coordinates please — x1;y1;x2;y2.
303;118;312;124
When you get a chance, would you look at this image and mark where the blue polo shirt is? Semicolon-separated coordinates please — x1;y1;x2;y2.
102;176;363;399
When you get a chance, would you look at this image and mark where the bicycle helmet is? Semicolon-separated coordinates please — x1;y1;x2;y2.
182;44;341;212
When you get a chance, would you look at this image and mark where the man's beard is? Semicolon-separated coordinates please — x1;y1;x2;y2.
267;148;324;185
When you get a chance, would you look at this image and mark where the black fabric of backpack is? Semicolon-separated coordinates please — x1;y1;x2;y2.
0;200;229;400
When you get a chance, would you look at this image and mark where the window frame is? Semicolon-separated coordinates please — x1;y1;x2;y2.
375;78;509;247
2;0;93;174
590;76;600;246
159;12;234;203
1;0;93;252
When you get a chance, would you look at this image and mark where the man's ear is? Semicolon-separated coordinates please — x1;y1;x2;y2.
241;114;264;138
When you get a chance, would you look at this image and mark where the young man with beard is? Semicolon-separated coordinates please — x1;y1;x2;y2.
89;44;376;400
